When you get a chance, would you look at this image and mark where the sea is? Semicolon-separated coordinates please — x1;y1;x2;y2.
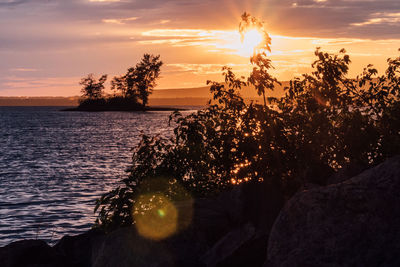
0;106;198;247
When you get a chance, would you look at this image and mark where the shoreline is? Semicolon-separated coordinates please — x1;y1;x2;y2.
61;106;189;112
1;156;400;266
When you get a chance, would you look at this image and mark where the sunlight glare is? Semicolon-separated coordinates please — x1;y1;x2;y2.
132;177;194;241
240;29;263;56
134;193;178;241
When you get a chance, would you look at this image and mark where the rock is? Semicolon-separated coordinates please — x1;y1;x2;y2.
200;180;284;267
216;233;269;267
326;162;367;185
193;185;244;246
241;180;284;232
92;226;205;267
0;239;67;267
202;223;255;267
92;227;169;267
54;229;105;267
90;185;250;267
0;179;284;267
267;155;400;267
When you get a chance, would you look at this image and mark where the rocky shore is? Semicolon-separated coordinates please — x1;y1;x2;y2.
2;155;400;267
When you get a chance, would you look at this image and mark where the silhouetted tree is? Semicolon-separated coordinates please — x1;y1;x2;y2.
80;73;107;99
239;13;279;107
239;12;271;53
248;52;280;107
111;54;163;108
111;68;137;99
134;54;163;107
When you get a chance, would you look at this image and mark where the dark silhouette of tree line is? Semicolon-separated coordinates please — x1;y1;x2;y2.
78;54;163;111
95;13;400;232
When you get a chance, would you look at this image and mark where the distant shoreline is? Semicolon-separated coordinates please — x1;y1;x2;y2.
62;106;188;112
0;96;210;107
0;83;285;107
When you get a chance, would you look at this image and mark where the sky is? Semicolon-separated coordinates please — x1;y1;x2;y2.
1;0;400;96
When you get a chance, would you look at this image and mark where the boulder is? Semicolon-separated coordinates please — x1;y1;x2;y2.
215;232;269;267
91;185;249;267
201;223;257;267
266;155;400;267
193;185;244;246
0;239;67;267
92;226;205;267
92;227;170;267
326;162;367;185
199;180;284;267
0;177;285;267
54;229;105;267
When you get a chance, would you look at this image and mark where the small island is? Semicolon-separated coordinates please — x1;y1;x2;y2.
65;54;183;112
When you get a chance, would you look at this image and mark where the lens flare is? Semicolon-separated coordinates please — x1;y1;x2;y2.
132;177;193;241
157;209;166;218
134;194;178;241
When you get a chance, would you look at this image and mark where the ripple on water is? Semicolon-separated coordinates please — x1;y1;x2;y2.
0;106;194;246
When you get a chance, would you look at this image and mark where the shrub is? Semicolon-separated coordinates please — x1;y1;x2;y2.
94;15;400;230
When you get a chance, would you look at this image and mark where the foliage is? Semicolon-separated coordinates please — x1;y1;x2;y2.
239;12;271;53
239;13;279;107
111;54;163;107
134;54;163;107
80;73;107;100
95;15;400;230
111;70;136;99
78;54;162;110
77;96;142;111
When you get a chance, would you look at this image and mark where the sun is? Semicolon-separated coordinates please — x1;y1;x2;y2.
206;27;266;57
239;28;264;57
243;29;263;48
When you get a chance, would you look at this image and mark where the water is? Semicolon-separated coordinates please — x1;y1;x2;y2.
0;106;195;246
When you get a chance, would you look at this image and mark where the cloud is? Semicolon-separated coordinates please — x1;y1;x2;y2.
1;0;400;95
166;63;248;75
0;0;27;7
351;12;400;26
271;0;400;38
0;75;81;96
1;0;400;39
0;0;52;8
102;16;138;24
89;0;120;2
10;68;39;72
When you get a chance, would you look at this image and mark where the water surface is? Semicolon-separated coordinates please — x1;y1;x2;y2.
0;106;193;246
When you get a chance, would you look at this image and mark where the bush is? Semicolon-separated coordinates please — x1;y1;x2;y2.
94;46;400;230
77;96;143;111
104;96;143;111
78;98;107;111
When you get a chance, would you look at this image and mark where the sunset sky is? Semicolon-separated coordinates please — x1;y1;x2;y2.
1;0;400;96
